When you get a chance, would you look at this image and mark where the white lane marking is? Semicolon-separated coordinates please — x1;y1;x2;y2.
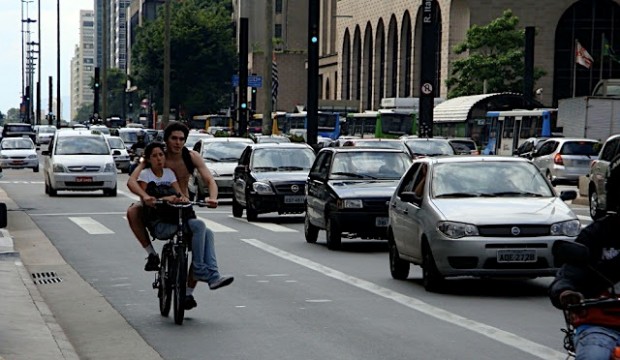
197;216;237;233
31;212;126;216
0;181;44;184
68;217;114;235
240;238;565;360
231;216;298;232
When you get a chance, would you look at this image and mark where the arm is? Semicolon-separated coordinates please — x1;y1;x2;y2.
192;151;218;208
128;163;156;207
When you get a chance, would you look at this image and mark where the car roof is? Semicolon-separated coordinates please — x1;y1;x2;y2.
55;129;105;137
199;137;253;143
542;137;600;144
320;147;407;154
420;155;530;165
249;142;313;150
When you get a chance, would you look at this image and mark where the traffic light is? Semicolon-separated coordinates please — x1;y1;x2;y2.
93;67;100;115
251;87;257;111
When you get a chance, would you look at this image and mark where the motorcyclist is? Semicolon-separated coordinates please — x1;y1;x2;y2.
549;154;620;360
129;131;148;174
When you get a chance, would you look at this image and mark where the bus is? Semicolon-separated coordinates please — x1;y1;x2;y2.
250;112;287;135
190;114;233;134
281;111;341;140
484;109;555;155
344;109;416;138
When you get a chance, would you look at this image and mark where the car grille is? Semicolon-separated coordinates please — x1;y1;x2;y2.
274;183;305;195
64;181;104;187
67;165;101;172
478;225;550;237
8;156;27;160
362;198;390;211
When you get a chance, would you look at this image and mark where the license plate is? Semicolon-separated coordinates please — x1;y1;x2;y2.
76;176;93;183
497;249;537;263
11;160;24;164
375;217;389;227
284;195;304;204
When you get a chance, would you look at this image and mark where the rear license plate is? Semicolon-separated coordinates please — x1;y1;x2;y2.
76;176;93;183
497;249;537;263
375;217;389;227
284;195;304;204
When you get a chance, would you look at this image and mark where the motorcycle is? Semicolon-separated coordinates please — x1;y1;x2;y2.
128;147;145;175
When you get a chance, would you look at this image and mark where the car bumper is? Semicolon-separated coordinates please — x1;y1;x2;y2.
0;159;39;169
114;159;130;171
50;172;117;191
248;193;306;214
331;211;390;239
429;233;574;277
552;166;590;182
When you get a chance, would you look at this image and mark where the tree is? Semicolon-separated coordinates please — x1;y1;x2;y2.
445;10;546;99
90;68;127;117
131;0;236;118
73;103;94;122
6;108;20;121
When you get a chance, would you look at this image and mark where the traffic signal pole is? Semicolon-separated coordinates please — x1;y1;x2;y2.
306;0;320;147
238;17;249;137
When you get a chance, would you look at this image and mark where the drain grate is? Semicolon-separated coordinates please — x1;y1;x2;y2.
31;271;63;285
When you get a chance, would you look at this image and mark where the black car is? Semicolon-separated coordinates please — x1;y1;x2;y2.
2;123;36;143
232;143;316;221
304;147;412;250
513;137;550;159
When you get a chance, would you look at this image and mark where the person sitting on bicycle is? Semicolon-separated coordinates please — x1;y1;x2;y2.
128;124;233;310
549;154;620;360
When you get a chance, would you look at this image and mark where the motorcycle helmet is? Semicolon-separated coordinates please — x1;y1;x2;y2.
606;154;620;212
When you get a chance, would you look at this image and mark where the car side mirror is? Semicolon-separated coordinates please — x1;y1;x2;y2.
400;191;421;204
234;165;246;173
552;240;589;267
559;190;577;201
112;150;121;156
41;150;50;156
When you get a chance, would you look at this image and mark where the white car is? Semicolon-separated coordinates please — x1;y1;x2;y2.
105;136;131;173
35;125;57;146
42;129;117;196
0;137;39;172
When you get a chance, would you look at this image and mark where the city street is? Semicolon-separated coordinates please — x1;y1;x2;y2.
1;167;592;360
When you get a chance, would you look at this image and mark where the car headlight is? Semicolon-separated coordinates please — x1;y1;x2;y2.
28;154;38;159
252;181;274;194
550;219;581;237
437;221;479;239
103;163;116;172
52;163;66;173
337;199;363;209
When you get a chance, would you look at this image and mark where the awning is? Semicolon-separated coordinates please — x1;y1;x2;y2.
433;93;503;123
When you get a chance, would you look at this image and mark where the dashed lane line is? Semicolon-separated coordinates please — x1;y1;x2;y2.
68;217;114;235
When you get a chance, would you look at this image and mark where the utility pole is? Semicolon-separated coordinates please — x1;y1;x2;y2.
56;0;60;127
36;0;41;125
306;0;320;147
102;0;108;123
262;0;273;134
163;0;171;128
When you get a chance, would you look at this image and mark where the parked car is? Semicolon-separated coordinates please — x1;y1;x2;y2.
305;148;412;249
190;137;254;199
401;137;456;158
42;130;117;196
513;137;550;159
105;136;131;173
232;143;316;221
448;138;479;155
35;125;57;146
387;156;579;292
588;133;620;219
531;138;601;185
0;137;39;172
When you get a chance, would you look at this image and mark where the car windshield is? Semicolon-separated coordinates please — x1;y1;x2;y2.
119;132;138;144
107;138;125;150
2;139;34;150
91;127;110;135
186;134;211;148
405;139;455;156
202;142;249;162
38;127;56;134
55;136;110;155
330;151;412;180
6;125;33;133
257;136;291;143
450;140;476;151
560;141;601;156
251;148;315;171
432;161;554;198
350;140;406;151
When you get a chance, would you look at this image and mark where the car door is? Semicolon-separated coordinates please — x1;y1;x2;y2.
532;140;556;172
391;163;423;258
593;137;620;207
233;146;252;206
306;151;331;228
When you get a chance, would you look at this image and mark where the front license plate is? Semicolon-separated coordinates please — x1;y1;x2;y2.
497;249;537;263
375;217;389;227
284;195;304;204
76;176;93;183
11;160;24;164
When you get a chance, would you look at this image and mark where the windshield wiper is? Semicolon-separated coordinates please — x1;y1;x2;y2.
253;166;278;171
331;171;365;178
435;192;481;198
219;157;239;161
204;156;220;162
279;166;305;171
483;191;544;197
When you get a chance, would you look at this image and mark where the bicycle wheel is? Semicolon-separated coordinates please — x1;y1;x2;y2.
173;245;188;325
158;245;172;317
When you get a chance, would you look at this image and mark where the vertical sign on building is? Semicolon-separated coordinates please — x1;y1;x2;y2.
419;0;438;138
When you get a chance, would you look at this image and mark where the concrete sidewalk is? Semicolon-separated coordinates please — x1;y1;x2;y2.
0;230;78;360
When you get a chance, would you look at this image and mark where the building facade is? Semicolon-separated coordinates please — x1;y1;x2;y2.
126;0;164;76
70;10;96;121
334;0;620;111
110;0;132;70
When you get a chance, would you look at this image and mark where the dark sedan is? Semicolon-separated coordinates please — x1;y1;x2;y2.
232;143;316;221
305;148;412;250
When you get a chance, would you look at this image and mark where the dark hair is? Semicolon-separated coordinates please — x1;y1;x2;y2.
606;154;620;212
143;142;166;168
163;122;189;143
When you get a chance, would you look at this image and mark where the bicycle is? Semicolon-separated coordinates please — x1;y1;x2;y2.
150;199;206;325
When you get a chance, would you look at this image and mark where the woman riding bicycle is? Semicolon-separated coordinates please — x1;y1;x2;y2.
549;154;620;359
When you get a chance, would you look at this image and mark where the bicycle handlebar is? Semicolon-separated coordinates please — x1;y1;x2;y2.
566;297;620;310
153;199;210;208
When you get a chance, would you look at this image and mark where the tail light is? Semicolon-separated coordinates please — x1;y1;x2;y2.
554;153;564;165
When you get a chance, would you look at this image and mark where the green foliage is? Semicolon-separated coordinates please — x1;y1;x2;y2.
131;0;236;118
73;103;94;122
445;10;546;99
6;108;20;121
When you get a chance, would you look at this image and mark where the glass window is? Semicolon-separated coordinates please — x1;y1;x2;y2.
275;0;283;13
275;24;282;38
560;141;601;156
601;138;620;161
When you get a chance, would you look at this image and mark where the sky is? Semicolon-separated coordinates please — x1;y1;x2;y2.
0;0;87;121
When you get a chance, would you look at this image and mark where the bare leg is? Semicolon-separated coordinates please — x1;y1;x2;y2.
126;203;151;248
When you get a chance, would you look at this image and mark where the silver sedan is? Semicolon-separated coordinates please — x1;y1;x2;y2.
388;156;579;292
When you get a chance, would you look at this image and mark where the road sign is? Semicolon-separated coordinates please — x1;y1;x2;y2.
232;75;262;88
421;83;433;95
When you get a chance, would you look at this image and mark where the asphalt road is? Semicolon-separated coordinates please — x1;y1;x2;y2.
1;168;591;360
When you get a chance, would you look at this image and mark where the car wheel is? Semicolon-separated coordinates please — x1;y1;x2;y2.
246;202;258;222
325;217;341;250
589;188;606;220
33;165;39;173
388;235;409;280
304;213;319;243
422;242;444;292
48;184;57;197
106;186;117;197
232;196;243;218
